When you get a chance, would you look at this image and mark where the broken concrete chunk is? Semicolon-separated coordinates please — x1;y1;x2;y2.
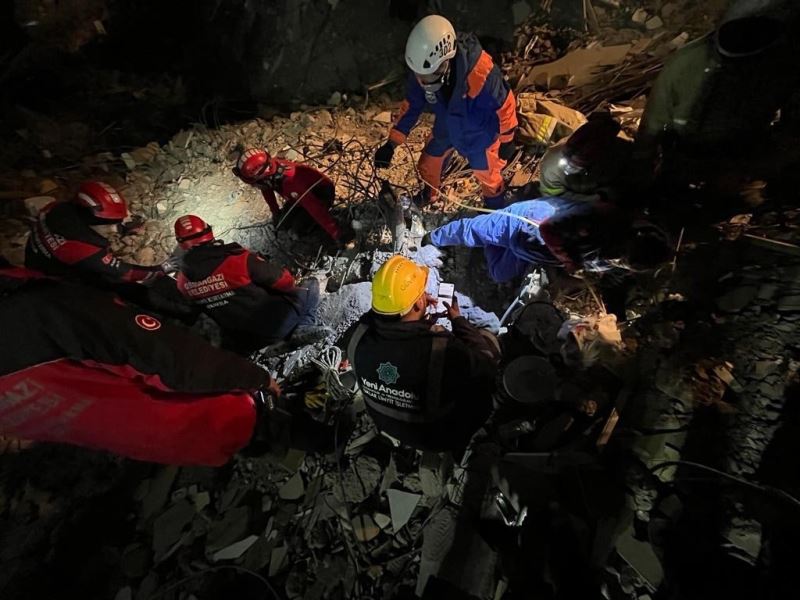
645;16;664;30
631;8;649;24
777;294;800;312
372;111;393;124
115;587;133;600
212;535;260;561
374;513;391;530
345;428;377;455
152;500;195;560
352;514;380;542
716;286;758;313
121;153;137;171
268;545;288;577
278;472;305;501
178;178;192;190
207;506;250;551
280;448;306;473
387;489;421;532
328;91;342;106
121;543;151;578
139;466;178;524
24;196;56;217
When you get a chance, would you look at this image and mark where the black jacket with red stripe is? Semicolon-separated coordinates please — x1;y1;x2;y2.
0;268;270;393
176;241;300;349
25;201;162;284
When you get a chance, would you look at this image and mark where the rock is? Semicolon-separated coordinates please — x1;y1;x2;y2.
645;16;664;30
616;525;663;587
328;91;342;106
139;466;179;524
316;109;333;127
115;587;133;600
631;8;649;24
192;491;211;512
212;535;260;561
178;178;192;190
329;455;382;504
716;286;758;313
121;543;151;578
372;111;393;124
374;513;391;530
172;130;194;149
278;472;305;500
38;179;59;194
121;153;137;171
284;148;301;162
152;500;195;560
268;545;288;577
135;247;157;264
387;489;421;532
207;506;250;551
24;195;56;217
777;294;800;312
511;0;532;25
352;514;380;542
661;3;678;18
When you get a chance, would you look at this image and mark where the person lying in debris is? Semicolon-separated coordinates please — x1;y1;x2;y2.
373;15;518;209
25;181;165;285
172;215;330;354
429;194;672;282
234;147;351;244
345;255;501;452
0;266;286;466
538;115;632;200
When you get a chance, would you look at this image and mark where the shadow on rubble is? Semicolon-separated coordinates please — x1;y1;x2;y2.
0;444;148;599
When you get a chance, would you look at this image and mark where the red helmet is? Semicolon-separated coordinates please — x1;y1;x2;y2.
74;181;128;222
174;215;214;249
236;148;276;183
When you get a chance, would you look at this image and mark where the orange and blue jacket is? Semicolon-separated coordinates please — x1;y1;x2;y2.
389;33;517;156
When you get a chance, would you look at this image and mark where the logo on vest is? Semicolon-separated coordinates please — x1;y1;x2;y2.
377;362;399;385
135;314;162;331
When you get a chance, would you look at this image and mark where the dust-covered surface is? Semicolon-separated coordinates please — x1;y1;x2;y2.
3;1;800;599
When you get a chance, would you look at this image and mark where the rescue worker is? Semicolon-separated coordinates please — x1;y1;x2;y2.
25;180;164;285
0;266;284;466
429;196;671;282
633;0;800;190
347;255;501;451
538;116;631;199
173;215;329;354
373;15;518;209
234;148;345;242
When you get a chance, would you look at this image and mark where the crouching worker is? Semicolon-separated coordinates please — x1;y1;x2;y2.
0;267;284;466
347;256;501;452
234;148;347;243
173;215;329;354
25;181;164;285
538;116;631;199
430;195;671;282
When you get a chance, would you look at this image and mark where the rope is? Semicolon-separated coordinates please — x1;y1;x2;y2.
309;345;355;403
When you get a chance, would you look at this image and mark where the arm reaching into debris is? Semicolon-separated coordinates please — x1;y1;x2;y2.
247;253;295;292
259;185;282;219
72;244;164;284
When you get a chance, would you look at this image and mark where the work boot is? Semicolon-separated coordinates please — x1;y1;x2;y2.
289;324;334;346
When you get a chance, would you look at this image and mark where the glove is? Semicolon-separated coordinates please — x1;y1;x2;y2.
498;139;517;162
374;142;395;169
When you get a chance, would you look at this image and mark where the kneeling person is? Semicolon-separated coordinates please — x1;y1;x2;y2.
348;256;501;452
173;215;328;354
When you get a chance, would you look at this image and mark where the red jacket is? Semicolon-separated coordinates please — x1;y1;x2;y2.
258;159;341;240
0;269;269;465
25;201;162;284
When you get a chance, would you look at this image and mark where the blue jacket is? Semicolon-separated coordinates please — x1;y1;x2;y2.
388;34;517;157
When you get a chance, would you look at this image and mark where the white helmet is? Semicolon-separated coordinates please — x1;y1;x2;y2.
405;15;457;75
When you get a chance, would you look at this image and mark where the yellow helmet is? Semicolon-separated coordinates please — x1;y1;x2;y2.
371;255;429;316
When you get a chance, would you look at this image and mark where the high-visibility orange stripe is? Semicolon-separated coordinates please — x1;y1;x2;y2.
388;100;411;145
466;51;494;99
497;89;518;141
